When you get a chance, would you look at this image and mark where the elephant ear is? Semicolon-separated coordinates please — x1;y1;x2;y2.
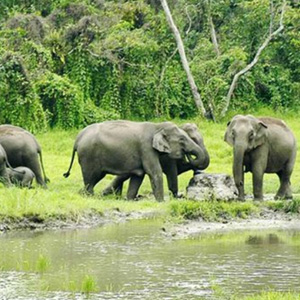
253;121;268;148
224;121;234;146
152;129;171;153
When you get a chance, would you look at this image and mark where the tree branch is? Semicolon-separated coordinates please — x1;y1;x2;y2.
206;0;220;57
221;0;286;117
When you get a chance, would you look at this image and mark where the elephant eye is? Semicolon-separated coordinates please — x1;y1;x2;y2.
249;131;254;139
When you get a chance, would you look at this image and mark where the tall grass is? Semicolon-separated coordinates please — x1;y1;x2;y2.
81;275;98;294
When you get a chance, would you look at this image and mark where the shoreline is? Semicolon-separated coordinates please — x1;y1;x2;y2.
1;205;299;236
167;217;300;239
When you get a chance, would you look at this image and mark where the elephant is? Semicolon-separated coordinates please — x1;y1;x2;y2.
7;166;35;188
64;121;208;201
0;144;13;186
0;125;49;188
102;123;210;199
224;115;296;201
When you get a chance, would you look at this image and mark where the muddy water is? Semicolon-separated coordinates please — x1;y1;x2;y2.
0;219;300;299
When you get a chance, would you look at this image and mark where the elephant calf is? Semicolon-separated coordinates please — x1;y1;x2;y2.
7;166;35;188
224;115;296;201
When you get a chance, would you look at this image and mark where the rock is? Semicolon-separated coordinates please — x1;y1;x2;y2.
186;173;238;201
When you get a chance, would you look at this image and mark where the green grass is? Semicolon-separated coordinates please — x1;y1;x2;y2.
169;199;259;221
237;291;300;300
0;109;300;225
81;275;98;294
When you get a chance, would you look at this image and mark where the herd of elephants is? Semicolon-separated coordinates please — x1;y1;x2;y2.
0;114;296;202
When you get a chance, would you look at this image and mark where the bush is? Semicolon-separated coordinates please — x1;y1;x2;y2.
0;52;47;132
35;73;84;129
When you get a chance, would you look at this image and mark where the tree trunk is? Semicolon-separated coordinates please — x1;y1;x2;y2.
160;0;207;117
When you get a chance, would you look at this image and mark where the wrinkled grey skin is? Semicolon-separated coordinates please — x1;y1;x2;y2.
7;166;35;188
102;123;210;199
64;121;207;201
0;144;13;186
0;125;49;188
224;115;296;201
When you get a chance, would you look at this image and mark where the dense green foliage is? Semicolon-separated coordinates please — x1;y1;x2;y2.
0;0;299;131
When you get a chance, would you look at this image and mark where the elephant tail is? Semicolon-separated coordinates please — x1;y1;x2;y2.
63;147;77;178
38;149;50;183
4;152;18;173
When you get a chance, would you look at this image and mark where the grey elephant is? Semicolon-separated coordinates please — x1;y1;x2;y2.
0;125;49;188
7;166;35;188
64;121;208;201
224;115;296;201
0;144;13;186
102;123;210;199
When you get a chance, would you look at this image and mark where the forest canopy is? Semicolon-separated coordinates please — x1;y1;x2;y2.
0;0;299;131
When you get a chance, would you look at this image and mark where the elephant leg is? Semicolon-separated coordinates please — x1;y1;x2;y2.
24;156;47;188
252;167;264;201
275;170;292;200
81;163;106;195
164;162;179;198
102;175;130;196
148;173;163;201
143;161;164;201
236;169;245;201
127;175;145;200
84;173;106;195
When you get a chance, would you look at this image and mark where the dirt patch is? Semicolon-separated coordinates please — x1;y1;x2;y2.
165;209;300;239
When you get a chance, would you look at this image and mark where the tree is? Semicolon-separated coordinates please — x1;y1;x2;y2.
160;0;207;118
221;0;287;117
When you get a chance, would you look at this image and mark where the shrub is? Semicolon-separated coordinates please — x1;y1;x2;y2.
35;72;84;129
0;52;47;132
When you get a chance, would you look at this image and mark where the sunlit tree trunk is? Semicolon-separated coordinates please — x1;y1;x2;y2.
160;0;207;118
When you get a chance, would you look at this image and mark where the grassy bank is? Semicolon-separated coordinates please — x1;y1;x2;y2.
0;109;300;228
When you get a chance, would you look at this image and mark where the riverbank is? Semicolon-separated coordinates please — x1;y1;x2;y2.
1;193;299;235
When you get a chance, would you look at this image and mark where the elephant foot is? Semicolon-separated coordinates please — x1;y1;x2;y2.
237;196;245;202
253;198;263;202
274;194;293;200
126;194;143;201
171;192;184;199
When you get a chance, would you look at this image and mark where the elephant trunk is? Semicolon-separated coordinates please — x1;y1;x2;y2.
186;146;210;170
233;144;245;200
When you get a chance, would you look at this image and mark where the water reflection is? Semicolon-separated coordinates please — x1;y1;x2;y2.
246;233;282;245
0;220;300;300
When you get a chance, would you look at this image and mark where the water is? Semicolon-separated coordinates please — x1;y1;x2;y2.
0;219;300;299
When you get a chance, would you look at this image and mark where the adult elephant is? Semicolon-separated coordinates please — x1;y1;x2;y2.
102;123;210;199
224;115;296;201
64;121;207;201
0;144;13;186
0;125;49;188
